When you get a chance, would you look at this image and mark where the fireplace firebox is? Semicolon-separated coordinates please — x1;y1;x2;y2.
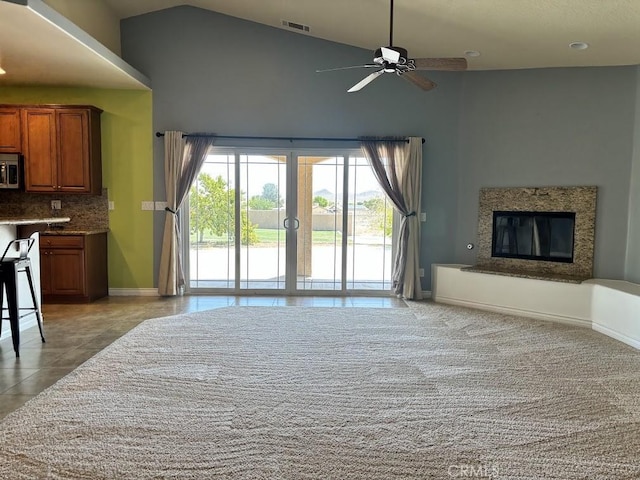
491;211;576;263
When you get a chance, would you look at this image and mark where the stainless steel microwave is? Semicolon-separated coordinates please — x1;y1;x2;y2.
0;153;22;189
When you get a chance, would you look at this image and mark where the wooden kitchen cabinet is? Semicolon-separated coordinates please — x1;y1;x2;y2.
18;105;103;194
40;233;108;303
0;107;22;152
21;108;57;191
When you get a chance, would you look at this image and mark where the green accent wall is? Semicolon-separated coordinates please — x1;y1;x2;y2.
1;87;154;289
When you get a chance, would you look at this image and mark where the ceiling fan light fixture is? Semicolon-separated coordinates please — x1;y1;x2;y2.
569;41;589;50
317;0;466;92
464;50;481;57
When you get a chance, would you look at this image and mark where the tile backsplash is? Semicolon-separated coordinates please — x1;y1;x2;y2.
0;189;109;230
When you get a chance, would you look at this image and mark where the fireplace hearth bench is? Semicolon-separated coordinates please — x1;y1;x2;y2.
432;264;640;350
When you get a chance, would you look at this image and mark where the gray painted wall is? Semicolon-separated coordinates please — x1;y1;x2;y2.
626;67;640;283
121;5;639;289
121;5;462;290
455;67;637;280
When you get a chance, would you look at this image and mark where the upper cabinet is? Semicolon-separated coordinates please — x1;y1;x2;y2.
0;107;22;152
21;108;58;192
0;104;103;194
22;106;103;194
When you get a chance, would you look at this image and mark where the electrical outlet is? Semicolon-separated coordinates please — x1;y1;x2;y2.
51;200;61;210
141;201;155;211
420;212;426;222
419;268;425;277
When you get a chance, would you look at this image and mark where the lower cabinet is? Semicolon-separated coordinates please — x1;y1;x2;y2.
40;233;108;303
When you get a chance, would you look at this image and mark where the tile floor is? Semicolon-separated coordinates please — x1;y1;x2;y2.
0;295;406;420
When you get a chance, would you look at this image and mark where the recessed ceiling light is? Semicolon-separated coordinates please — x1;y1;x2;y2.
0;67;6;75
569;41;589;50
464;50;481;57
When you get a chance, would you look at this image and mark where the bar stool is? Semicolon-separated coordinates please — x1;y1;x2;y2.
0;238;46;357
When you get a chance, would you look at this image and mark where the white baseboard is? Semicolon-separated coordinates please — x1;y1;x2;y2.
592;323;640;350
435;295;591;328
108;288;160;297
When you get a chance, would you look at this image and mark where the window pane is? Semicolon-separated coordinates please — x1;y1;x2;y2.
346;156;392;291
189;154;236;289
240;154;287;290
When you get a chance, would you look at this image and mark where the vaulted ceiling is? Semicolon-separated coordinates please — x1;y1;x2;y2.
1;0;639;90
102;0;640;71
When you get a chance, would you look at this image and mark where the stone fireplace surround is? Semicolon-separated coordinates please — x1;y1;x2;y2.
464;186;597;283
432;186;640;350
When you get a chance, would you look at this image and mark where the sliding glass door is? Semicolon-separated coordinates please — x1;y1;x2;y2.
186;151;289;292
295;155;345;291
186;148;394;294
239;154;288;290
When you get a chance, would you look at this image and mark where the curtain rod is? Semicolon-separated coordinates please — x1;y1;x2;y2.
154;132;425;144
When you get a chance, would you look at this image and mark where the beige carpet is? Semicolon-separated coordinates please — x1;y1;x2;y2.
1;303;639;479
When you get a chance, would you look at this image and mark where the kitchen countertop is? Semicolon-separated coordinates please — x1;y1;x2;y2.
40;228;109;235
0;216;71;226
1;218;108;236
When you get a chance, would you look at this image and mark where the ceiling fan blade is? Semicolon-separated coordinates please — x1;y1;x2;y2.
402;71;437;91
348;70;385;93
413;57;468;71
316;64;379;73
380;46;401;63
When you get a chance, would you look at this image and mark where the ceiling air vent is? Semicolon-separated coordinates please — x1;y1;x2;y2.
281;20;310;32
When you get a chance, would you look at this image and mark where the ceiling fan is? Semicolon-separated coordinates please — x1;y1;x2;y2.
316;0;468;92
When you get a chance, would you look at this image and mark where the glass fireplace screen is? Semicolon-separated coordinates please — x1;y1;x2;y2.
492;211;576;263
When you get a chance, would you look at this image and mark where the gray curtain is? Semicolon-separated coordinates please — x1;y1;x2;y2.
158;132;216;296
360;137;423;299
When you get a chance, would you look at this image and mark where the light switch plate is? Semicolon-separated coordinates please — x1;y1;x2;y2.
155;201;168;211
420;212;426;222
141;201;155;211
419;268;425;277
108;201;115;211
